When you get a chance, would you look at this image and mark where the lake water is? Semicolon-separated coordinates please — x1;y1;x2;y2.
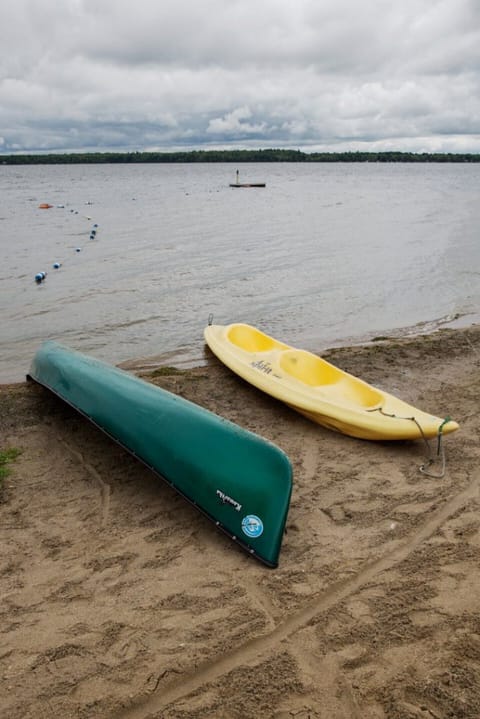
1;162;479;383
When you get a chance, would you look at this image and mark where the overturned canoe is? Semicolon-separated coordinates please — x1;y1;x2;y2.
27;341;293;567
204;323;459;441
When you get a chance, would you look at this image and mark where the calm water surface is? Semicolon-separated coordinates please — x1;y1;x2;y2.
1;162;479;382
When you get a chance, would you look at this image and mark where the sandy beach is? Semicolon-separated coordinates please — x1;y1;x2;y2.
1;325;479;719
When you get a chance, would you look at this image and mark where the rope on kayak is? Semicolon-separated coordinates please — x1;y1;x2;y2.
418;417;451;479
367;407;449;478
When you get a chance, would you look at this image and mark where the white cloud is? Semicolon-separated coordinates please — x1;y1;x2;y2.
207;107;267;136
0;0;479;153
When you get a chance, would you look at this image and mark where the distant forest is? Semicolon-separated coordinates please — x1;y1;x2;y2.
1;149;479;164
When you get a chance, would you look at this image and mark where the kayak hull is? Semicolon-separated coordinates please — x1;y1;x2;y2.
204;323;459;441
27;341;293;567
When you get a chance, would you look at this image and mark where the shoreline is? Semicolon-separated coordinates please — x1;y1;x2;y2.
1;324;480;718
3;311;478;387
3;150;480;164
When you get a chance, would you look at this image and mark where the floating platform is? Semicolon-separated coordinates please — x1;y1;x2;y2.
229;183;266;188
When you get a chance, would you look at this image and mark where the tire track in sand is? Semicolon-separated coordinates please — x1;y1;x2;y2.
112;469;479;719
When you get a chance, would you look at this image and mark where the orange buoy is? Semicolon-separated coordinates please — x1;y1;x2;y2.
38;203;53;209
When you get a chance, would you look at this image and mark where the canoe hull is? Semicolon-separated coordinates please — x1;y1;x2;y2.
204;323;459;441
27;341;293;567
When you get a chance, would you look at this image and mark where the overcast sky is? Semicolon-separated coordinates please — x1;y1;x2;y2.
1;0;479;154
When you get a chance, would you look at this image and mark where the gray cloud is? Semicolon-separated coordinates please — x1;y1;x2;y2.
1;0;479;153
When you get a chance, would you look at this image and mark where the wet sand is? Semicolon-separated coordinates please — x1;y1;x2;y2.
1;325;479;718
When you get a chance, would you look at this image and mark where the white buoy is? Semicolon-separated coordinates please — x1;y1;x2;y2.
53;262;61;269
35;271;47;283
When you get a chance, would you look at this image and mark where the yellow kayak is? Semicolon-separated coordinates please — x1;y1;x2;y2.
204;323;459;441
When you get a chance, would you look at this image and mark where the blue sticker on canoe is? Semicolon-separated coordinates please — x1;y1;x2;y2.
242;514;264;539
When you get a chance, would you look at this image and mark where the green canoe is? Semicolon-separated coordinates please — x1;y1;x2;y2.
27;341;293;567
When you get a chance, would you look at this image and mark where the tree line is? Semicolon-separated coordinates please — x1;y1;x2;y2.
1;149;479;164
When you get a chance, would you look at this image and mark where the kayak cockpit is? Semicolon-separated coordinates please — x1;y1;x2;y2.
279;350;384;409
227;324;289;353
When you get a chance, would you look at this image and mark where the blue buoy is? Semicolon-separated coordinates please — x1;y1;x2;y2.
93;223;98;228
35;271;47;283
53;262;61;269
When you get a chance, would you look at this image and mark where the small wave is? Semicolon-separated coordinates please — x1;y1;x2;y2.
118;345;203;372
84;314;169;334
365;312;470;344
392;312;465;337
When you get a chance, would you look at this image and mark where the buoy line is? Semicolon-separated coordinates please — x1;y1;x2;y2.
34;204;100;285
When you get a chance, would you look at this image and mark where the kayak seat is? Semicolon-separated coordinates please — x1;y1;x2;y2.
279;349;343;384
317;378;383;409
279;350;383;408
227;325;289;353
